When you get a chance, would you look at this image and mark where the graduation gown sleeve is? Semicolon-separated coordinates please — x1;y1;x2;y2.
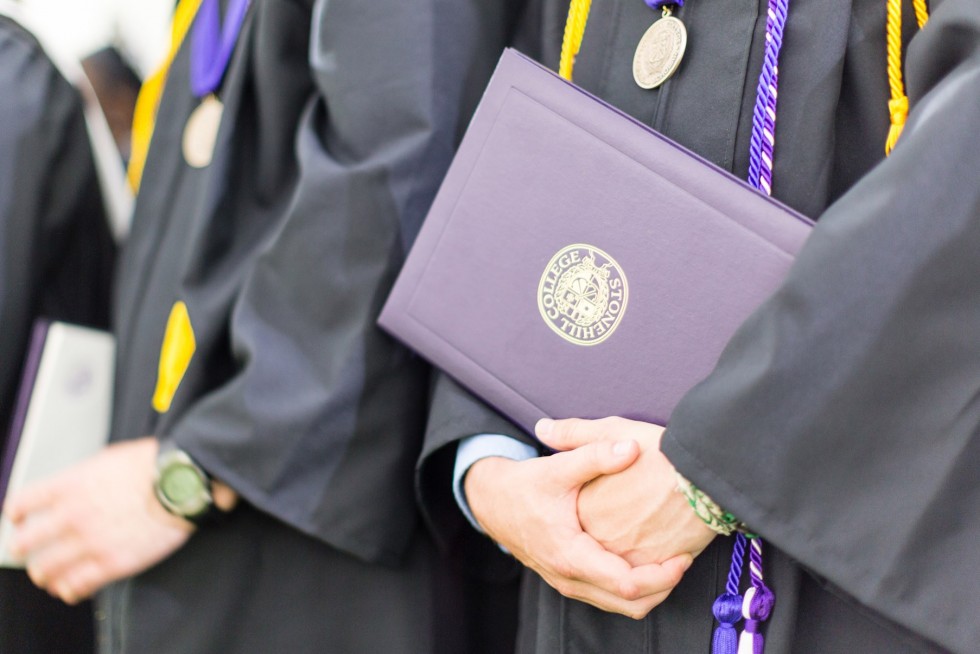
415;373;537;580
659;1;980;651
156;0;525;566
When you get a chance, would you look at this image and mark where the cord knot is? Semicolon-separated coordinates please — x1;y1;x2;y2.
888;95;909;126
885;95;909;154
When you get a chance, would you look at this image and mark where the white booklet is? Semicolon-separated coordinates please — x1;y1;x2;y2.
0;321;115;567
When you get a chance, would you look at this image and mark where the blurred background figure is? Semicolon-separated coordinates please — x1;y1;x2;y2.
80;47;142;164
0;1;173;651
18;0;171;79
0;7;118;653
19;0;173;167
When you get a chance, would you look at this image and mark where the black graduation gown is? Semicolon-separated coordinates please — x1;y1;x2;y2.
419;0;978;651
0;16;115;654
102;0;526;652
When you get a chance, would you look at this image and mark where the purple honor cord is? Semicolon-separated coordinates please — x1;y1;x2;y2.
712;533;747;654
710;0;789;653
190;0;252;98
747;0;790;196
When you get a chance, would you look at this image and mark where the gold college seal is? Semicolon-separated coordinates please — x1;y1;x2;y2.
537;244;629;346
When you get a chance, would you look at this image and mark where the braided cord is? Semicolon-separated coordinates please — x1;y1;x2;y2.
728;533;748;595
912;0;929;29
559;0;593;81
719;3;794;650
127;0;204;192
556;3;798;648
746;0;790;196
737;537;776;654
885;0;929;155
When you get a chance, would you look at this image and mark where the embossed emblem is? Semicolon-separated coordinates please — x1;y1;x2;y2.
632;15;687;90
538;244;629;346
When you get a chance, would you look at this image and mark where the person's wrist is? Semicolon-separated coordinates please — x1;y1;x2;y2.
674;473;753;537
463;457;513;534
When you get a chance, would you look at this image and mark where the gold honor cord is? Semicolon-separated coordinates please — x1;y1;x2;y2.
559;0;593;81
127;0;204;192
885;0;929;155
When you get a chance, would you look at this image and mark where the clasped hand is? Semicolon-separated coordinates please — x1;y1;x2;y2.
3;438;195;604
464;417;715;619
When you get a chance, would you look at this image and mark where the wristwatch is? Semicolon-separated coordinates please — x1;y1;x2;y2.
154;443;218;524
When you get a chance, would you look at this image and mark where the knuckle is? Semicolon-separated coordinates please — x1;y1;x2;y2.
618;579;642;601
551;557;575;580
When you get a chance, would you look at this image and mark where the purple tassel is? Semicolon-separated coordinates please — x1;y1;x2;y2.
712;533;747;654
738;538;776;654
738;585;775;654
712;593;743;654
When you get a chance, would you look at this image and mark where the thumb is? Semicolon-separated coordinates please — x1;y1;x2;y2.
549;438;640;489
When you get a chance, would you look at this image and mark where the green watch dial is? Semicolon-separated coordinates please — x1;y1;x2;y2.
161;465;206;504
155;447;214;519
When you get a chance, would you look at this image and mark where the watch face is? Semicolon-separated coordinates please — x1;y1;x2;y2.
156;450;212;518
161;465;206;506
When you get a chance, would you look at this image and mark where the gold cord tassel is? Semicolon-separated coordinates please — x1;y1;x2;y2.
885;0;929;155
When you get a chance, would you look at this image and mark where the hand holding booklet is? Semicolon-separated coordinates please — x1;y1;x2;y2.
379;49;812;437
0;321;114;567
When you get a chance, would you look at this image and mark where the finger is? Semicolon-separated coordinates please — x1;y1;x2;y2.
537;531;649;597
25;536;87;590
51;580;78;606
537;416;637;450
53;559;106;604
549;439;639;488
542;569;675;619
9;509;72;559
619;554;693;601
536;532;692;601
538;552;692;620
514;532;633;604
4;481;60;524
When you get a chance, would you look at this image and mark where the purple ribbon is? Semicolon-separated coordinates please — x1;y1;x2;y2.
645;0;685;8
190;0;251;98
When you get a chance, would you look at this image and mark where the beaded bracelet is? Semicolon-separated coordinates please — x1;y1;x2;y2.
675;473;753;537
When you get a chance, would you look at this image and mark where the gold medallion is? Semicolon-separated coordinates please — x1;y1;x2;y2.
632;14;687;90
182;95;224;168
537;244;629;347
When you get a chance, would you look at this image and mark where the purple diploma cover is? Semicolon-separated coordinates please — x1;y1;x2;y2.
378;49;813;436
